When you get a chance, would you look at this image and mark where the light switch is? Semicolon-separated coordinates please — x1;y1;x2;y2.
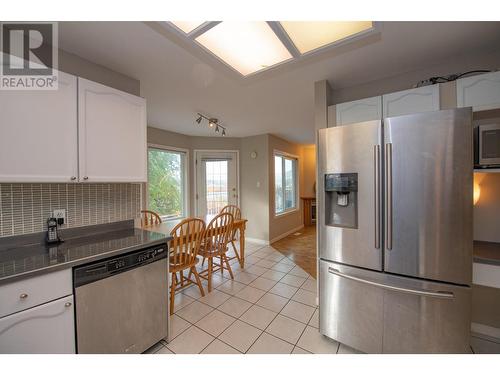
256;181;261;188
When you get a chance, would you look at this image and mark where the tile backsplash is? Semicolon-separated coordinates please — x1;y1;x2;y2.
0;183;141;237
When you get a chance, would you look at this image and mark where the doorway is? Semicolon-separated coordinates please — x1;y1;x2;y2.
194;150;239;217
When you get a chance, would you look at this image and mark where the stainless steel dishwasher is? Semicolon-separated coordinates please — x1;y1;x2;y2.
74;244;168;354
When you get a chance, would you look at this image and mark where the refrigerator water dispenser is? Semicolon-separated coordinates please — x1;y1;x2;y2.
324;173;358;228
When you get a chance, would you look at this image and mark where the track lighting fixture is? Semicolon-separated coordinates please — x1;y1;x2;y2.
195;113;227;136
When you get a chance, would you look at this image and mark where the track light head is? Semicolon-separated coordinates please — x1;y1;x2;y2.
196;115;202;124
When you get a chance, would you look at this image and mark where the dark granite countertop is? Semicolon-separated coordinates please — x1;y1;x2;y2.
0;221;171;285
474;241;500;266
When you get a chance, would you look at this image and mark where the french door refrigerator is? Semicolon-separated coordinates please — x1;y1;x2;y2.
318;108;473;354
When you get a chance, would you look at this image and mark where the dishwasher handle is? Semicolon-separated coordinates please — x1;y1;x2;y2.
74;244;167;287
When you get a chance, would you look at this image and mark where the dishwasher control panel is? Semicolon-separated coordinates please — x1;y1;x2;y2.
73;244;167;287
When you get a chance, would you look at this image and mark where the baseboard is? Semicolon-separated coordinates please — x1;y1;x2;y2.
246;237;269;246
270;225;305;244
471;322;500;340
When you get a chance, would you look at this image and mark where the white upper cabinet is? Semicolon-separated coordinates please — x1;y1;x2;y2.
336;96;382;125
383;85;440;118
78;78;147;182
456;71;500;111
0;71;78;183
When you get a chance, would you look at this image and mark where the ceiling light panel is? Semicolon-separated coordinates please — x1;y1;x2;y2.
171;21;205;34
195;22;293;76
280;21;373;54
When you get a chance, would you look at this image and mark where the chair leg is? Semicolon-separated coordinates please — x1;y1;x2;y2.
169;272;176;315
202;257;206;267
223;253;234;279
208;257;213;293
180;270;184;287
191;266;205;297
230;240;241;263
220;255;223;275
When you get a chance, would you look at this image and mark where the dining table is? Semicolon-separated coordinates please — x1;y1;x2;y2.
143;214;248;268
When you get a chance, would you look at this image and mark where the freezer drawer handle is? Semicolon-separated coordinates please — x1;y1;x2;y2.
328;267;454;299
385;143;393;250
374;145;381;249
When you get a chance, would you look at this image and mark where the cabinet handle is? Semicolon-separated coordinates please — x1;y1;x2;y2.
70;176;77;181
64;302;72;307
19;293;28;299
83;176;89;180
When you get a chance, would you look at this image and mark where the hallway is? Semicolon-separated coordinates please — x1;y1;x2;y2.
271;226;317;278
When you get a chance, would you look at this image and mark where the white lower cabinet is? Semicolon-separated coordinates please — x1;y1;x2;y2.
0;295;75;354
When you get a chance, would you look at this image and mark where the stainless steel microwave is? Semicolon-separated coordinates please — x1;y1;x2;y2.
475;124;500;167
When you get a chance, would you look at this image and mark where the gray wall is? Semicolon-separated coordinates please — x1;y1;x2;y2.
330;49;500;104
268;135;304;242
241;135;270;241
147;128;316;242
58;49;140;95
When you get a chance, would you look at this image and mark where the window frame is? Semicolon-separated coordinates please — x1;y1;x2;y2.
273;150;299;217
147;144;190;221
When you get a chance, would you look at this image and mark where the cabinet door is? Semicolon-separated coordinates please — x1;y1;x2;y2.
457;71;500;111
383;85;440;118
0;71;78;183
78;78;147;182
336;96;382;125
0;295;75;354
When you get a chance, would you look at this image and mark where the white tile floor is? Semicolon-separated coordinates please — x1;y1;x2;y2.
145;241;346;354
145;240;500;355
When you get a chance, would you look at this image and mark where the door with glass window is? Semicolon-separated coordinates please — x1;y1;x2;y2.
195;151;239;217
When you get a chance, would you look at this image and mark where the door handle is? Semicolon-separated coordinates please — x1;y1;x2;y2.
374;145;381;249
385;143;393;250
328;267;454;299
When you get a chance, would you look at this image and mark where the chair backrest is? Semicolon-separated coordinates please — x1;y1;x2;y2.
204;212;234;255
220;205;241;220
169;218;206;266
141;210;162;227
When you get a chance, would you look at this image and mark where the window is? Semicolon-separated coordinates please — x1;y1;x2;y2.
274;153;298;215
205;160;229;215
147;147;187;220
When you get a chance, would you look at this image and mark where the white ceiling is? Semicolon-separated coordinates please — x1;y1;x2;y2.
58;21;500;144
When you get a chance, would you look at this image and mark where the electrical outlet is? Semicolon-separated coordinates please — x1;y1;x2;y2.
53;209;66;225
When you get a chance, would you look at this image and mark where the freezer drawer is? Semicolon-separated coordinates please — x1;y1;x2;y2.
319;260;384;353
319;260;471;353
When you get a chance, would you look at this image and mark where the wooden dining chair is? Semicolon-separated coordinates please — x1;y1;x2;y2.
198;212;234;292
141;210;162;227
220;205;242;265
168;218;206;315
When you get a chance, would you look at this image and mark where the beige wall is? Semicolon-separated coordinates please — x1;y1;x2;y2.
300;145;316;198
268;135;304;242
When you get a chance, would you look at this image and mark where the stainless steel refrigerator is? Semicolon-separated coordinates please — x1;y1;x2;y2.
318;108;473;353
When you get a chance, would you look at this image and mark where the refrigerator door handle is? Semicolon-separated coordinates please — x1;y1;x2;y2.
328;267;454;299
385;143;393;250
374;145;381;249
